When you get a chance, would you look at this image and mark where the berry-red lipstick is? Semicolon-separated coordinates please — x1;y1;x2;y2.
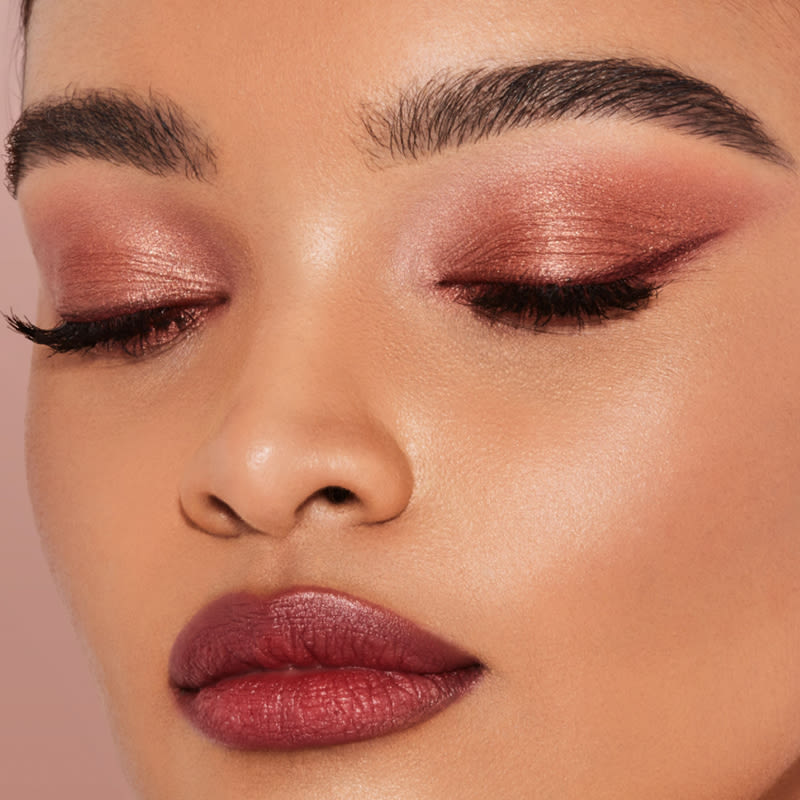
169;589;483;750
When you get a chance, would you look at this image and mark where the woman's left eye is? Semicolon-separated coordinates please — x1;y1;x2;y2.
5;304;214;357
440;275;659;330
436;231;723;331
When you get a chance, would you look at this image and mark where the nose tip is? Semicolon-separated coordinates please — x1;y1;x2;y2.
179;412;414;538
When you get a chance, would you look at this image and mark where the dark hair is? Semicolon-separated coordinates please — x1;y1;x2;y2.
21;0;33;30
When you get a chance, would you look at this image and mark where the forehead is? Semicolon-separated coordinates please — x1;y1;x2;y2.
20;0;800;187
22;0;796;89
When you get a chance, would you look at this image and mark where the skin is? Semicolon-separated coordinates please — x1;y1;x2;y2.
16;0;800;798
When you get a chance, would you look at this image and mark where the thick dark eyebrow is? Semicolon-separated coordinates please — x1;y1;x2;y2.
360;58;794;168
4;88;217;196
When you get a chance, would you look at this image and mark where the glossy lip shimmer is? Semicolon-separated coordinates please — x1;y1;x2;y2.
168;589;484;750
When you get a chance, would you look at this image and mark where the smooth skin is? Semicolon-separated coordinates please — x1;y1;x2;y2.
17;1;800;798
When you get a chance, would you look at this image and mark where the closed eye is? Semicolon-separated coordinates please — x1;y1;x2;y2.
4;302;220;357
437;233;721;332
441;276;658;330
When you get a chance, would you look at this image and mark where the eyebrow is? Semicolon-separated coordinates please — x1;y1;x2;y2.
360;58;794;168
4;88;217;196
4;58;792;197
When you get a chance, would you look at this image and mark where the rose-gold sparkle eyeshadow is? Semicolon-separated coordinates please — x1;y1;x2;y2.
397;149;767;287
25;191;242;319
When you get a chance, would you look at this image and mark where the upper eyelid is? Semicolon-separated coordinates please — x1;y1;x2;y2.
437;231;724;287
10;222;724;354
51;290;230;322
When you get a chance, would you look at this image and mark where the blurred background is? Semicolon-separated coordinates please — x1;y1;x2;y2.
0;1;136;796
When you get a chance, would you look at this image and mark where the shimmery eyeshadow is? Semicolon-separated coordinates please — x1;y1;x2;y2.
23;185;242;319
395;140;769;287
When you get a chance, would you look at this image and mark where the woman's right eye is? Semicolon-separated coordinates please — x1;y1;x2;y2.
4;303;217;358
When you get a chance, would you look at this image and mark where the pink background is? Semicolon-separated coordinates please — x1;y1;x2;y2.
0;1;136;796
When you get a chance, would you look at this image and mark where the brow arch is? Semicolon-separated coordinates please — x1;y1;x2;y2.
359;59;793;168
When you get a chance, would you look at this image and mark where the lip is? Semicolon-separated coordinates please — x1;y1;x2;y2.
168;589;484;750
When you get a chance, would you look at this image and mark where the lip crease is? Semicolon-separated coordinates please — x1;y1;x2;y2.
168;589;484;750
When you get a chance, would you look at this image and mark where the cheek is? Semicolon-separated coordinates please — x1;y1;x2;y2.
25;365;175;678
27;365;183;604
24;344;230;764
431;218;800;627
24;353;239;798
419;243;800;786
23;295;247;622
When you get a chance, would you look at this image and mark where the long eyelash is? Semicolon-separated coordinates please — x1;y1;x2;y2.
4;276;657;355
4;305;204;356
443;276;658;329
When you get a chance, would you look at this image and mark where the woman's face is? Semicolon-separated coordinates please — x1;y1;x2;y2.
16;0;800;797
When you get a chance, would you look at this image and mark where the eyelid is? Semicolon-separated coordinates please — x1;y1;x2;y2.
438;231;724;288
52;285;229;321
433;230;725;333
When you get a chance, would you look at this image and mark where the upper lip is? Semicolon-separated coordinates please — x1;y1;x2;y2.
169;588;481;691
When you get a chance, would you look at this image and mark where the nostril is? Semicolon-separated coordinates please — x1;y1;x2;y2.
321;486;355;505
208;494;244;523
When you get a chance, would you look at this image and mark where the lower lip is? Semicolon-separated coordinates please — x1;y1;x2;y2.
175;665;482;750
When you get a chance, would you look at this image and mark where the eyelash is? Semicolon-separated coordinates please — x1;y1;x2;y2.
4;305;209;357
5;271;659;358
441;275;659;330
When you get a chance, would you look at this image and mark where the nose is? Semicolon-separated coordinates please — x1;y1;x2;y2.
179;359;414;539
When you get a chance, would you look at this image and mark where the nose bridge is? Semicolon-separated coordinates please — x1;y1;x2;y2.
234;292;377;441
180;295;414;538
227;339;377;481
